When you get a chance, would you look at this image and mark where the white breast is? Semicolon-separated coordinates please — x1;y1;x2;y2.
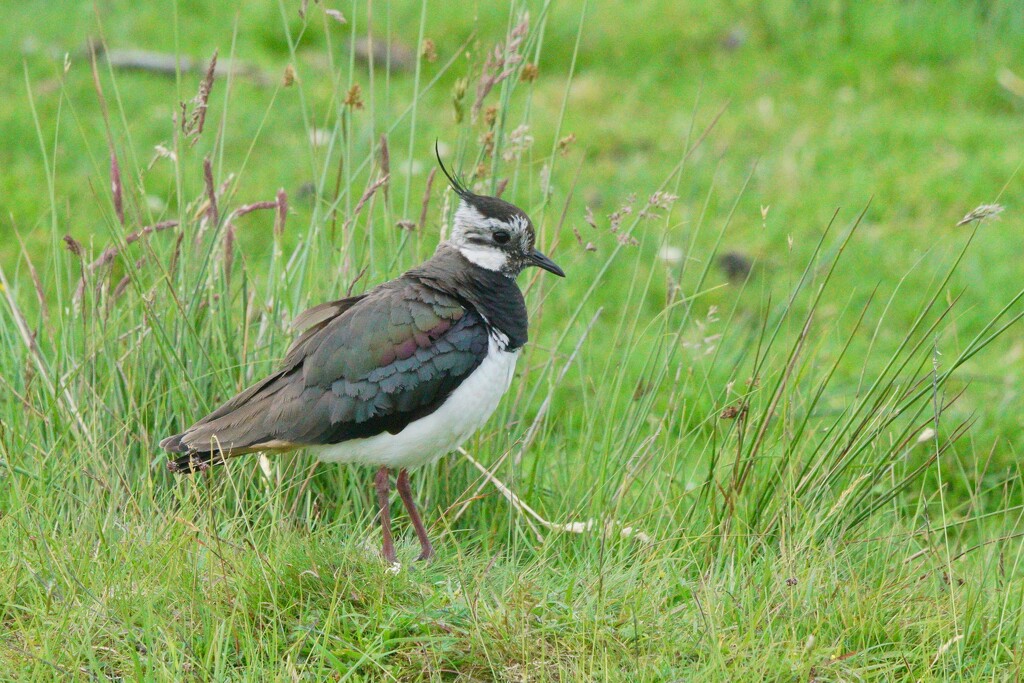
312;334;518;469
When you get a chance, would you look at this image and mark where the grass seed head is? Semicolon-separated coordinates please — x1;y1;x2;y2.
182;50;217;143
956;203;1004;226
557;133;576;156
62;235;84;258
344;84;364;110
421;38;437;63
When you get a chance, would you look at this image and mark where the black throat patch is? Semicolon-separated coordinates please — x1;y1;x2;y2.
410;245;529;350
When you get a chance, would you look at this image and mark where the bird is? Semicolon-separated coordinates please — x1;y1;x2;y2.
160;147;564;563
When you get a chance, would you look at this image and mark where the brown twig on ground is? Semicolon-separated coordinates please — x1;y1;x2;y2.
458;448;651;545
351;37;414;73
89;42;270;85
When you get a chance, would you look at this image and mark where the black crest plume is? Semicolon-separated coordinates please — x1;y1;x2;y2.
435;141;471;199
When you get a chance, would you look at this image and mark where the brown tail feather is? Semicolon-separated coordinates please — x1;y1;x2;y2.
159;433;187;453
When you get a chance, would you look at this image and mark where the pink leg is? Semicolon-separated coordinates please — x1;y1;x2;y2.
374;466;397;564
396;468;434;561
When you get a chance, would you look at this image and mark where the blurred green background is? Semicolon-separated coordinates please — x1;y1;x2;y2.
6;1;1023;257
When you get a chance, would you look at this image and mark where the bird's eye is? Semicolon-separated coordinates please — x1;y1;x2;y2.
493;230;511;245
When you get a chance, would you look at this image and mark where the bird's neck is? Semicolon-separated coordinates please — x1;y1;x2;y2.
411;244;529;350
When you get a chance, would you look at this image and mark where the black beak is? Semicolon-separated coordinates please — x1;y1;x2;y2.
529;249;565;277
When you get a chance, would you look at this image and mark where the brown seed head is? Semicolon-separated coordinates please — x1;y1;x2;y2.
344;84;364;110
421;38;437;63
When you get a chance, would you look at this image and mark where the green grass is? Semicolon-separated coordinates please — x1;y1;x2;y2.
3;0;1024;679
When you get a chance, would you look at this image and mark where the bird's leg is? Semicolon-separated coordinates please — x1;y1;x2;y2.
374;466;397;564
396;468;434;561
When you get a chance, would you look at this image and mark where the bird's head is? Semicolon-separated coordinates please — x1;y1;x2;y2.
437;145;564;279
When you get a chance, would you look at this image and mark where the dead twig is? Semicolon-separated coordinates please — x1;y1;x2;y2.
350;37;414;73
459;448;651;545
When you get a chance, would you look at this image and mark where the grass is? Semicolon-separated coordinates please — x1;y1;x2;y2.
2;0;1024;679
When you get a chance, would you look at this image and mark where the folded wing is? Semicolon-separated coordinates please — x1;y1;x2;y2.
160;280;489;469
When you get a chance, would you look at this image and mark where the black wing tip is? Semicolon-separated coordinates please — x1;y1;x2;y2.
161;432;217;474
434;140;471;199
166;452;218;474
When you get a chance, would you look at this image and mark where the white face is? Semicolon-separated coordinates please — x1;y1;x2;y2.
450;201;533;275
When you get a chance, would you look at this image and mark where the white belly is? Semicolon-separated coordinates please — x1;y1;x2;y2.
312;336;518;469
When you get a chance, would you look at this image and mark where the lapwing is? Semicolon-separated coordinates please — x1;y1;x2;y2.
160;148;564;563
